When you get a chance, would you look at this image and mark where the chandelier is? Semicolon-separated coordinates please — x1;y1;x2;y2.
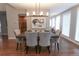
26;2;49;16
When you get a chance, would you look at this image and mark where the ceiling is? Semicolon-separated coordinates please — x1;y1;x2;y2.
50;3;79;16
9;3;79;16
9;3;55;10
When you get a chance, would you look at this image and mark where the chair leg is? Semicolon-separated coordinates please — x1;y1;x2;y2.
16;43;19;50
24;42;26;47
57;42;59;51
35;46;37;54
24;46;26;51
54;42;56;52
26;46;28;54
24;43;26;51
24;38;26;47
39;46;41;54
47;46;50;54
20;43;22;50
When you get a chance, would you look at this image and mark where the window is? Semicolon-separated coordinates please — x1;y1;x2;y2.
62;11;71;37
50;17;55;28
75;8;79;41
0;22;1;33
56;15;60;30
49;19;52;27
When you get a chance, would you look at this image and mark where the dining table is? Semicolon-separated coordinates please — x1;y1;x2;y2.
18;30;59;52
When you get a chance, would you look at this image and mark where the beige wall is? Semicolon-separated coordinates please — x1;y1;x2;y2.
26;9;50;30
0;3;6;11
6;5;27;39
5;4;50;39
26;16;50;30
6;5;19;39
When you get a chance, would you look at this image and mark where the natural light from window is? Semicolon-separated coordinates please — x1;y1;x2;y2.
50;17;55;28
56;15;60;30
62;11;71;37
75;7;79;41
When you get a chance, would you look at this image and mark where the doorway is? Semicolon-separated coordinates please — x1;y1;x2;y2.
0;12;8;40
19;15;27;33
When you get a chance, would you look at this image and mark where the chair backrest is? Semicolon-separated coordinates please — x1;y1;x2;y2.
27;30;32;32
14;29;21;43
56;30;61;37
51;28;56;33
54;30;61;42
26;32;38;46
39;32;51;46
14;29;20;36
44;29;50;32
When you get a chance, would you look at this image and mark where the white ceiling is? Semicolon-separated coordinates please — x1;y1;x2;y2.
50;3;79;16
9;3;55;10
9;3;79;16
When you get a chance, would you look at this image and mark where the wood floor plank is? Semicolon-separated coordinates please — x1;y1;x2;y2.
0;38;79;56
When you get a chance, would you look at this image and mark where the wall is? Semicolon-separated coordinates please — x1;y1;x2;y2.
0;3;7;40
26;9;50;30
6;5;28;39
0;3;6;35
18;9;26;15
0;12;8;36
5;4;50;39
60;6;78;42
26;16;50;30
26;16;31;30
52;5;79;45
5;4;51;39
6;5;19;39
70;7;77;40
0;3;6;11
60;15;63;31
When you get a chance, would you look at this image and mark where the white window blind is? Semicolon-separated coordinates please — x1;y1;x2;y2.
0;22;1;34
56;15;60;30
62;11;71;37
50;17;55;28
75;8;79;41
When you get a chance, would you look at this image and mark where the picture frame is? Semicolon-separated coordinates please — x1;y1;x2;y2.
31;16;46;29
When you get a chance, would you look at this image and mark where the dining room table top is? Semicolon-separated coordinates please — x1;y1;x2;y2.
19;30;58;38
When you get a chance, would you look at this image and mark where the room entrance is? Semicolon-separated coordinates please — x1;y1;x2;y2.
19;16;27;33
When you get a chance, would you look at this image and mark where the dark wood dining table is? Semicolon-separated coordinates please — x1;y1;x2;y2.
19;31;59;44
18;31;59;52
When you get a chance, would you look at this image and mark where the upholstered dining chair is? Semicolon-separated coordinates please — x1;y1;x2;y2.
39;32;51;54
50;30;61;51
25;32;38;54
14;29;25;50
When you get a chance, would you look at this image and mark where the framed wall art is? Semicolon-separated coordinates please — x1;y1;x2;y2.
31;16;46;29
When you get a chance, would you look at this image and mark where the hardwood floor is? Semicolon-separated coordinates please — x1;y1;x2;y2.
0;37;79;56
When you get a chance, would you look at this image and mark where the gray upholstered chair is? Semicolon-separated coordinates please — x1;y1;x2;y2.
39;32;51;54
51;30;61;51
25;32;38;54
14;29;24;50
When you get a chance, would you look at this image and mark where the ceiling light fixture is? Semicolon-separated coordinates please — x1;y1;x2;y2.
26;2;49;16
40;11;43;15
33;11;36;15
26;12;29;16
46;12;49;16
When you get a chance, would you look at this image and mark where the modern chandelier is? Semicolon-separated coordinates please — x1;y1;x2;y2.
26;2;49;16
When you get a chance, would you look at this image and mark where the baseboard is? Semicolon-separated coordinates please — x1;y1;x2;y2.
0;39;2;41
61;34;79;46
8;37;16;40
61;34;70;39
66;38;79;46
